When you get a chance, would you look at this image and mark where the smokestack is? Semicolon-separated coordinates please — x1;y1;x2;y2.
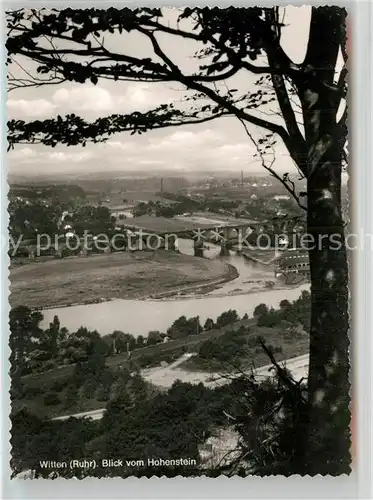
241;170;244;186
160;178;164;193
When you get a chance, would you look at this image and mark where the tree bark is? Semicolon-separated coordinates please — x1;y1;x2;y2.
289;7;351;473
306;142;350;474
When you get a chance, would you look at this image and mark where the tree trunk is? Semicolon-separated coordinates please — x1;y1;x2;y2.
306;139;350;474
293;7;350;473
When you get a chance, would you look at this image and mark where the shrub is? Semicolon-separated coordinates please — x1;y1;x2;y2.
257;310;280;328
96;386;110;402
247;336;260;348
50;379;68;392
24;386;44;398
44;360;57;371
253;304;268;318
43;392;61;406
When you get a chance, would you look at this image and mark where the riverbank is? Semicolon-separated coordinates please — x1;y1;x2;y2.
148;263;239;300
40;283;310;336
241;249;280;266
157;276;308;301
9;250;237;309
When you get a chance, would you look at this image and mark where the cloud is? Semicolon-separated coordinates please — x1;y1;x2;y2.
9;147;94;168
7;98;56;117
148;128;222;152
105;140;135;151
7;86;115;119
7;81;181;122
52;85;114;113
117;83;177;112
7;85;115;119
219;143;252;154
8;147;37;161
48;150;94;163
51;82;175;116
137;159;165;166
122;85;151;106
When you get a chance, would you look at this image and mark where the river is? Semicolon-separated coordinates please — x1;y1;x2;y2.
41;239;309;336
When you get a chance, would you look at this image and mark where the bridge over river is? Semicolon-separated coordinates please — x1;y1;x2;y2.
119;214;264;256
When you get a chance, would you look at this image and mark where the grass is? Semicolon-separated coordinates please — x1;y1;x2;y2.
9;250;234;309
12;390;105;420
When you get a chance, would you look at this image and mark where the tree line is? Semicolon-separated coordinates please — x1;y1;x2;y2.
253;290;311;330
10;305;247;377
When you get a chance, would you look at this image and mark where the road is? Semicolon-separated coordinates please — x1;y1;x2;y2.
52;353;197;422
142;352;309;389
249;353;309;381
52;408;106;421
52;353;309;422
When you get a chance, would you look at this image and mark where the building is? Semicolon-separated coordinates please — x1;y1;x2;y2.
110;205;135;219
275;250;310;279
273;194;290;201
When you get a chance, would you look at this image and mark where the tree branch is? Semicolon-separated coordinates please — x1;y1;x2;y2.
238;118;307;210
7;108;231;149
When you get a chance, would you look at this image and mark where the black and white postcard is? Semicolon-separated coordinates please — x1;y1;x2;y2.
6;5;351;479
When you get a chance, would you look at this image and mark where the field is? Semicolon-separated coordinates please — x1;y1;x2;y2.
119;213;254;234
104;190;178;206
10;250;236;309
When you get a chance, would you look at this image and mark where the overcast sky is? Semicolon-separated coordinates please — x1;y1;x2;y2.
7;6;317;177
